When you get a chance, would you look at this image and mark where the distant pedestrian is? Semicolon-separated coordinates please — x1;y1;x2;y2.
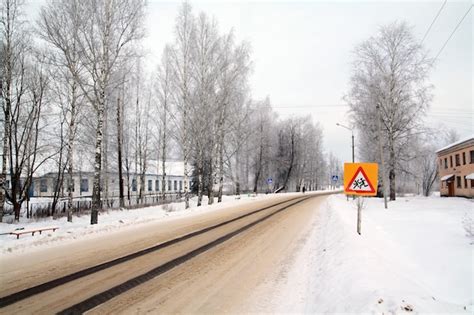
302;186;306;193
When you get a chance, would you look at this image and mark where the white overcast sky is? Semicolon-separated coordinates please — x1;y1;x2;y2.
29;0;473;164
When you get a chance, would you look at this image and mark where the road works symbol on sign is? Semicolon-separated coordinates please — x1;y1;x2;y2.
344;163;378;196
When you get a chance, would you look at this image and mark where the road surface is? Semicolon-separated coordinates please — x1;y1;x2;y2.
0;192;335;314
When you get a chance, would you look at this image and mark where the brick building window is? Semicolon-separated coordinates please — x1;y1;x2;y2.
471;180;474;188
168;180;172;191
155;180;159;191
470;150;474;164
463;152;466;165
444;158;448;169
174;180;177;191
450;156;453;168
455;154;460;166
456;176;461;188
464;176;468;189
148;180;152;191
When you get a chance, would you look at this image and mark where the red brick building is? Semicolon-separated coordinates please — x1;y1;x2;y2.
436;136;474;198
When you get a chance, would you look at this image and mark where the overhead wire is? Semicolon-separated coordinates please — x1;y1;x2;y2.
421;0;447;44
433;4;473;60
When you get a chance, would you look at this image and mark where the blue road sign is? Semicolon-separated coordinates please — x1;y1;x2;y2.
332;175;339;182
267;178;273;184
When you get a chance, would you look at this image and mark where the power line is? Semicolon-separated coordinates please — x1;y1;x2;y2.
421;0;447;44
434;4;473;61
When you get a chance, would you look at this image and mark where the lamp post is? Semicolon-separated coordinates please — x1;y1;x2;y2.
337;123;355;200
336;123;354;163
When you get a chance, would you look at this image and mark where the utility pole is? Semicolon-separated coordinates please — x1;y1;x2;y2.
351;132;355;164
376;104;388;209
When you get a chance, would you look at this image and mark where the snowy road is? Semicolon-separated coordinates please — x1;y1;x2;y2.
0;192;334;314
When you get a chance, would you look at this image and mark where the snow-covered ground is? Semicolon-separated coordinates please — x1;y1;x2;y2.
0;193;281;255
268;194;473;313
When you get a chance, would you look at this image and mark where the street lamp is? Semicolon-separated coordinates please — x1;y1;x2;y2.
336;123;354;163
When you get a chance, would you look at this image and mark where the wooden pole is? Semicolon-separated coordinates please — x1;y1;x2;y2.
357;196;362;235
376;104;388;209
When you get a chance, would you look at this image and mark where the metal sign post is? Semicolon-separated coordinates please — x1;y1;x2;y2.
331;175;338;190
267;178;273;193
344;163;378;235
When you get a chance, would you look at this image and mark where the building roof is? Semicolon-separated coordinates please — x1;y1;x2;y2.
440;174;454;181
36;160;187;178
148;160;186;177
436;135;474;154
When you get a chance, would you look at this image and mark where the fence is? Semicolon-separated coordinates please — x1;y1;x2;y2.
3;193;185;219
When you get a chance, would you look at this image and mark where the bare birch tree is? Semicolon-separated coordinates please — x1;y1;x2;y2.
1;0;53;221
346;21;432;200
169;2;195;209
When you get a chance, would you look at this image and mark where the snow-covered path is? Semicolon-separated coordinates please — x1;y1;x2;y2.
0;194;281;255
256;194;473;313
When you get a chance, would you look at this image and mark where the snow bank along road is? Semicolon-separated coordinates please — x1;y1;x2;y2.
0;191;336;314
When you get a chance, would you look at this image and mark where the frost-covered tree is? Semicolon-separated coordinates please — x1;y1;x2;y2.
1;0;55;221
346;21;433;200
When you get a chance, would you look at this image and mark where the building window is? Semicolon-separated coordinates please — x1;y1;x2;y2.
132;178;137;192
174;180;177;191
80;178;89;192
148;179;152;192
463;152;466;165
168;180;172;191
464;176;468;189
470;150;474;164
155;180;159;191
471;179;474;188
456;176;461;188
40;179;48;192
5;180;10;189
455;154;460;166
450;156;453;168
444;158;448;169
179;181;183;191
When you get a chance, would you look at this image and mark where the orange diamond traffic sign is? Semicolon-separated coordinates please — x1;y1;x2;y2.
344;163;378;196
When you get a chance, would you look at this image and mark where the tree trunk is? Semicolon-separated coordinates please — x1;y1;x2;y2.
207;158;214;205
161;121;167;202
253;144;263;194
1;78;10;222
51;121;65;217
183;107;190;209
125;159;131;205
217;141;224;203
235;149;241;196
389;136;396;201
117;96;124;208
282;132;296;190
161;156;166;201
197;168;203;206
103;103;109;207
91;98;104;225
13;202;20;222
197;149;203;206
